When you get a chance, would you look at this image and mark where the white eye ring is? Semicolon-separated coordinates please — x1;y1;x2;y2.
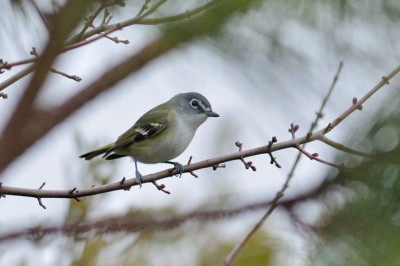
190;99;199;107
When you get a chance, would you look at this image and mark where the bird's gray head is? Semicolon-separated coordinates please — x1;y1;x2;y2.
172;92;219;118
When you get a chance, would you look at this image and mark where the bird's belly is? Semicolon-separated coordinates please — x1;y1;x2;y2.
117;129;195;164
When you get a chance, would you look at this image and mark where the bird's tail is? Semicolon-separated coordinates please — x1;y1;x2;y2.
79;143;114;160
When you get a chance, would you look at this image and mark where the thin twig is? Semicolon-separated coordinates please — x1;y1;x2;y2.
37;182;46;209
328;66;400;131
1;0;220;91
49;68;82;82
137;0;151;17
0;65;36;92
235;141;256;171
223;190;284;266
0;0;219;88
39;182;46;189
320;136;374;158
187;156;199;177
151;180;170;194
295;144;347;170
37;197;46;209
62;24;123;52
66;0;221;45
75;3;106;41
103;35;130;44
0;58;37;70
135;0;221;25
135;0;168;20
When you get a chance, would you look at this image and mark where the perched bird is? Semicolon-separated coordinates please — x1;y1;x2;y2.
80;92;219;187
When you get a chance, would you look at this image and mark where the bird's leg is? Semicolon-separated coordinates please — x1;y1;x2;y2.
164;161;184;177
134;160;143;188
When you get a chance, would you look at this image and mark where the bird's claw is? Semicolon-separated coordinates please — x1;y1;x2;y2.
135;170;143;188
173;162;184;178
165;161;184;177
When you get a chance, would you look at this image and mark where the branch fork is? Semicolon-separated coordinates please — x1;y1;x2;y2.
37;182;46;209
235;141;256;171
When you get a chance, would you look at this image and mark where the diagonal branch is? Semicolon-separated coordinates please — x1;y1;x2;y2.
0;0;93;171
0;65;36;92
320;135;374;158
327;66;400;131
74;1;107;41
67;0;223;45
0;0;222;95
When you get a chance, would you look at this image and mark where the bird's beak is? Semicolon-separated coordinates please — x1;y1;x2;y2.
205;111;219;117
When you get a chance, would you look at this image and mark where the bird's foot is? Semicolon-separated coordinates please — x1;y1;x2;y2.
165;161;184;177
135;169;143;188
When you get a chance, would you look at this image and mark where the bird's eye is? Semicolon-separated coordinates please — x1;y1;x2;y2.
191;100;199;107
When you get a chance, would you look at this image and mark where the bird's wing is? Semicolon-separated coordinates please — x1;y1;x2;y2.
102;109;171;157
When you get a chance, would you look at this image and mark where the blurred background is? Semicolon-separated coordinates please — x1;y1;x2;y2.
0;0;400;265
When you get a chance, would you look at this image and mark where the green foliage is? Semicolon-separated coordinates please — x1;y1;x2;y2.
313;108;400;266
199;231;273;266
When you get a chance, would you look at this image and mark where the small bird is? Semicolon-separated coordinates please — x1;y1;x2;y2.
80;92;219;187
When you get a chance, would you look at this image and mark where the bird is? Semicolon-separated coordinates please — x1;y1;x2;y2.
80;92;219;187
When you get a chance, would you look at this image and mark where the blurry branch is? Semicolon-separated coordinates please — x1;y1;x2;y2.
61;23;125;52
30;47;82;82
0;0;258;176
136;0;151;17
0;0;221;75
321;135;373;158
223;61;344;266
49;68;82;82
0;65;36;91
0;58;36;70
0;0;218;108
0;0;92;172
74;0;121;42
69;0;224;44
0;199;284;243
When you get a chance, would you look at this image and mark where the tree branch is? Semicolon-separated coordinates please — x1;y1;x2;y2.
0;0;93;172
0;199;283;243
0;133;323;199
320;135;374;158
65;0;219;45
0;0;221;90
327;66;400;131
